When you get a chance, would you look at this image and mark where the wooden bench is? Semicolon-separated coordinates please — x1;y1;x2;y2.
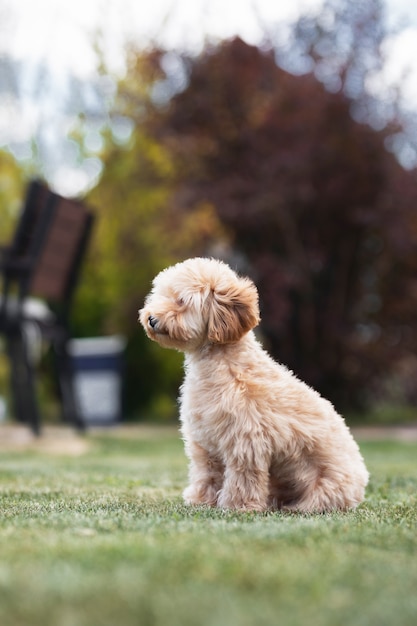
0;181;95;434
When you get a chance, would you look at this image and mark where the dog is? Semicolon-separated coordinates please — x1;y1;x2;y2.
139;257;369;513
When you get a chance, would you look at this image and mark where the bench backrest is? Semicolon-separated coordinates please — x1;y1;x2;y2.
28;193;94;309
2;181;94;318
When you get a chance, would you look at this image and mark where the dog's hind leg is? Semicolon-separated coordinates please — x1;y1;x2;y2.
281;476;363;513
183;440;224;506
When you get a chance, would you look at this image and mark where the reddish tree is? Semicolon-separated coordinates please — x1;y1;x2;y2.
149;37;417;410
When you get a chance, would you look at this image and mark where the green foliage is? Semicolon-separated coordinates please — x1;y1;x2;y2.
0;151;27;409
347;403;417;426
0;428;416;626
73;79;225;416
0;150;26;241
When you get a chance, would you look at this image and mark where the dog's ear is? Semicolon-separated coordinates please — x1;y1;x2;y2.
207;277;260;344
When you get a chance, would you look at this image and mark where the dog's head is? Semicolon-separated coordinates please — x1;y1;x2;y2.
139;257;260;352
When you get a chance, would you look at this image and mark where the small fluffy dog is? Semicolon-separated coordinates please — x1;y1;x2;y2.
139;257;369;513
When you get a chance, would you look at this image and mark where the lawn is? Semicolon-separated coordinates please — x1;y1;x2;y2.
0;425;416;626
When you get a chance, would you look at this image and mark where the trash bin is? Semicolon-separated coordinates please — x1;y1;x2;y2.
69;335;126;425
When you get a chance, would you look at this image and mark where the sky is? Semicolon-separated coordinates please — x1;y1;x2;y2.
1;0;417;194
0;0;325;78
2;0;417;84
1;0;416;80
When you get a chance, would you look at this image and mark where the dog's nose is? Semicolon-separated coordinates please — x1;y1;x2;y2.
148;315;158;329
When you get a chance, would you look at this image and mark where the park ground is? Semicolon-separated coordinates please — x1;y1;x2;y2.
0;422;416;626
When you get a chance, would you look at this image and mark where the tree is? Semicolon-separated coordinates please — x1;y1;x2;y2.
148;36;417;410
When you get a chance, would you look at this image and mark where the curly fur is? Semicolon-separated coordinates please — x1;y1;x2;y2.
139;257;369;513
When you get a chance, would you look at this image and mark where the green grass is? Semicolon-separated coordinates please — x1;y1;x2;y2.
0;427;416;626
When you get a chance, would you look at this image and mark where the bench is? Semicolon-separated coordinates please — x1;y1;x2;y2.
0;180;95;434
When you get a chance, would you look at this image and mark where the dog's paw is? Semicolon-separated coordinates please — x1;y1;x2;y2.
183;483;218;506
217;490;265;512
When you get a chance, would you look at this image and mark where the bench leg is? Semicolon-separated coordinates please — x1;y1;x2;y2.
6;329;41;436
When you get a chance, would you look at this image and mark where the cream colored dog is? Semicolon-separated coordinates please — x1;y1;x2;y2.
139;257;369;513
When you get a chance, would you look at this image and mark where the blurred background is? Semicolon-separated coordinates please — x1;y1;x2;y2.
1;0;417;425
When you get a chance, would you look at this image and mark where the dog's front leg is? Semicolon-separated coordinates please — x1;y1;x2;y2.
183;440;224;506
217;454;270;512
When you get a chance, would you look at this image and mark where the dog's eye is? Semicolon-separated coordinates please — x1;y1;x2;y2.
176;297;185;307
